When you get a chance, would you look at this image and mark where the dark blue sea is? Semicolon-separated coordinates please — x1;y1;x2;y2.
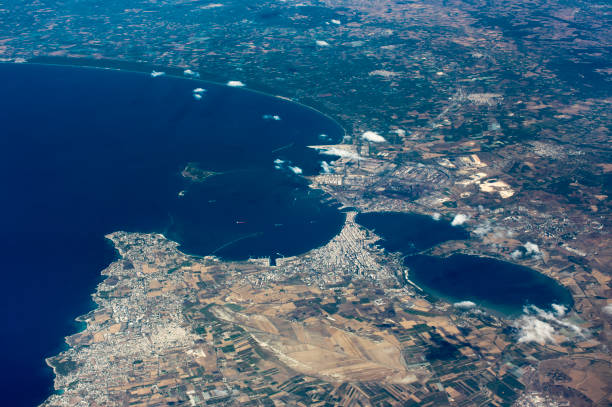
0;63;345;406
355;212;573;316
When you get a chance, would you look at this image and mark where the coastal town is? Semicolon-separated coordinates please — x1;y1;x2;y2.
43;210;609;406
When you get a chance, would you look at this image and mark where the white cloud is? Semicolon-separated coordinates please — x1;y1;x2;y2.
273;158;285;169
263;114;281;121
150;71;165;77
227;80;245;87
472;220;515;239
603;304;612;315
199;3;223;10
316;40;330;47
511;250;522;260
321;161;332;174
183;69;200;78
273;159;303;175
192;88;206;100
454;300;476;309
331;19;341;25
362;131;386;143
532;305;581;335
310;146;362;160
551;304;567;317
524;242;540;255
431;213;441;221
451;214;468;226
515;305;583;345
473;222;491;236
516;316;556;345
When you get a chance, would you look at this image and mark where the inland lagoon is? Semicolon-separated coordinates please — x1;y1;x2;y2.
355;211;573;316
404;254;573;317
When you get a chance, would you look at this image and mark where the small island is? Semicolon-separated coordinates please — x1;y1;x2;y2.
181;162;220;183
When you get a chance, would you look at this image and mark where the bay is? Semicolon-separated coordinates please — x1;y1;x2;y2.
0;63;345;405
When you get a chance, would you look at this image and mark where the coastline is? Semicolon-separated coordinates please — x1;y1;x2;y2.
41;232;197;405
10;56;349;142
8;58;349;405
43;234;122;392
